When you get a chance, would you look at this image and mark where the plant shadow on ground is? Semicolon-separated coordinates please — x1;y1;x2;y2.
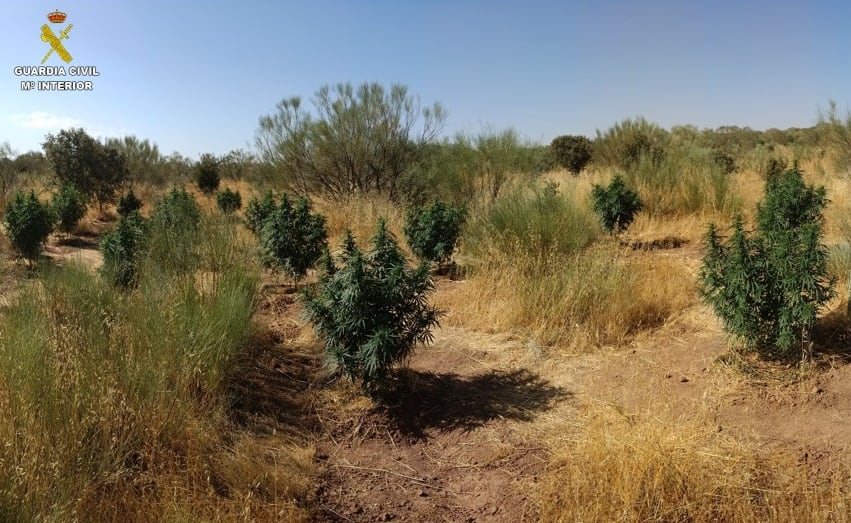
812;308;851;363
722;309;851;381
372;368;570;441
227;327;323;436
55;235;100;249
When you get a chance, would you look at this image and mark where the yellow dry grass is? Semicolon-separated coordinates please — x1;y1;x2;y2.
436;245;695;350
538;405;851;523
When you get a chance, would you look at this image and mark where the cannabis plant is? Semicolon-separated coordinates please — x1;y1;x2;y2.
404;199;467;266
303;219;441;390
52;183;87;234
591;175;643;234
3;190;55;261
260;194;327;283
700;165;834;358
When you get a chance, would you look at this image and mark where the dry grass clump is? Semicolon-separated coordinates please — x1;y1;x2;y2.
538;406;851;522
313;193;408;252
0;212;313;521
437;245;694;349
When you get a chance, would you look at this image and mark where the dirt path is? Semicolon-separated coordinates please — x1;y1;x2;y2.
311;330;568;522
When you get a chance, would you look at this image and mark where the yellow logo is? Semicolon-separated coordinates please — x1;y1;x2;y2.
41;9;73;64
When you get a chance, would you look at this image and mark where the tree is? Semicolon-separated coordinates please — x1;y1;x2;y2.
255;82;446;199
52;183;87;234
194;153;220;194
699;165;834;358
260;194;327;283
42;128;129;209
591;175;643;234
2;191;55;261
404;199;467;267
550;135;592;174
302;220;441;389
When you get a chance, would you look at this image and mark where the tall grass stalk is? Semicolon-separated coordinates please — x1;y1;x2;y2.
623;143;742;217
0;211;268;520
462;182;601;261
439;245;693;348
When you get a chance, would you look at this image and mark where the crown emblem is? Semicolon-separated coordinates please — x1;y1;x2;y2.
47;9;67;24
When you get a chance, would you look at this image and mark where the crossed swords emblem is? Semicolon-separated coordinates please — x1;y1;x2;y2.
41;23;73;64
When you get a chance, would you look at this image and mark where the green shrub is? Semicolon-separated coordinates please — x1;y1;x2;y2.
398;129;544;206
245;191;276;234
591;175;643;234
594;118;669;170
146;188;201;276
42;128;128;208
302;220;440;389
116;189;142;217
622;134;667;170
550;135;592;174
711;149;737;175
699;166;834;358
100;211;148;287
52;183;87;234
216;188;242;214
464;182;600;260
194;153;220;194
256;82;446;199
2;190;54;261
817;100;851;174
0;253;257;519
404;199;467;265
622;143;741;217
260;194;327;282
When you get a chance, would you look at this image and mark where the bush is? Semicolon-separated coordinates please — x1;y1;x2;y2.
256;82;446;199
464;182;600;260
302;220;440;389
622;143;741;217
404;199;467;265
2;190;54;261
699;166;834;358
100;211;148;287
550;135;592;174
52;183;87;234
146;188;201;276
622;133;667;170
116;189;142;216
711;149;737;175
260;194;327;283
216;188;242;214
591;175;643;234
245;191;276;234
42;128;128;208
194;154;220;194
398;128;542;205
0;255;259;519
593;118;669;170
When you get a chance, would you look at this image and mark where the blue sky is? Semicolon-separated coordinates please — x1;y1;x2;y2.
0;1;849;158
